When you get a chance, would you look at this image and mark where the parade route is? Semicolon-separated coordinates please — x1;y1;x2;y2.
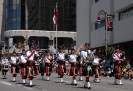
0;72;132;91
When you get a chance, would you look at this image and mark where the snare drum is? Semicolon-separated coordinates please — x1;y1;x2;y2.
2;64;9;71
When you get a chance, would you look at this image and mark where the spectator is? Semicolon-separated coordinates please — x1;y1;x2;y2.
126;61;131;71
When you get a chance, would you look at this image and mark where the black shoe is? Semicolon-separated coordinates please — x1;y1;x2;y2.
29;85;33;87
23;83;25;85
84;85;87;88
74;84;77;86
88;87;91;89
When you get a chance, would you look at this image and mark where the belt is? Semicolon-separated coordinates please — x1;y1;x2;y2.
45;63;51;66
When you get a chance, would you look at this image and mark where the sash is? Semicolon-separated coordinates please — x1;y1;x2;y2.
114;53;120;59
28;51;35;59
46;56;51;62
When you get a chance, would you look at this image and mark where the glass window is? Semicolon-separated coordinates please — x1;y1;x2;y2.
17;4;21;10
128;7;133;17
7;18;10;23
119;6;133;20
9;5;12;11
10;23;13;30
95;0;100;3
17;10;21;17
9;18;12;23
17;17;21;23
13;23;17;29
7;24;10;30
9;0;13;5
17;23;21;29
13;0;17;4
17;0;21;5
13;18;17;22
13;10;17;17
9;11;12;18
13;5;17;10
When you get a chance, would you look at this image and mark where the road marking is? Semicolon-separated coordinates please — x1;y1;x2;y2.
1;81;12;86
64;80;71;83
24;87;34;90
17;84;22;86
42;89;47;91
63;80;83;84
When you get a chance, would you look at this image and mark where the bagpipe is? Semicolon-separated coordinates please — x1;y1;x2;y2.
83;49;96;66
34;51;40;60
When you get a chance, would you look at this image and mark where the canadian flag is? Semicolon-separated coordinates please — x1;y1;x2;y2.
53;8;58;28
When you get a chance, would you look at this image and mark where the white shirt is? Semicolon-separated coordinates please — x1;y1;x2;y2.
92;58;99;64
20;55;27;63
57;52;65;60
45;56;51;63
10;56;18;63
69;54;77;62
80;50;92;59
1;58;8;64
26;50;35;61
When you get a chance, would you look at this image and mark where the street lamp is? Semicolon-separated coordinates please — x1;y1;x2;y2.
97;10;108;59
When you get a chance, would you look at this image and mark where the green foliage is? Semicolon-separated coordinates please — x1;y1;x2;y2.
106;46;114;59
97;46;114;60
97;48;105;59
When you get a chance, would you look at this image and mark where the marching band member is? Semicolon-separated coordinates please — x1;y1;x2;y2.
69;49;77;85
10;52;19;82
38;55;45;80
44;51;52;81
77;54;83;81
26;45;35;87
113;47;126;85
77;43;94;89
1;55;9;79
92;53;100;83
57;47;66;83
18;49;27;85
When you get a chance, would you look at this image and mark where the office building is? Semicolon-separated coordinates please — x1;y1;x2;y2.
4;0;76;52
77;0;133;65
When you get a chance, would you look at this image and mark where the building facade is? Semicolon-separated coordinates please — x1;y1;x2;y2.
77;0;133;65
4;0;76;52
0;0;6;42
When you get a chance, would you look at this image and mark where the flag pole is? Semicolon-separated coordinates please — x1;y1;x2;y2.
56;3;58;57
53;6;55;54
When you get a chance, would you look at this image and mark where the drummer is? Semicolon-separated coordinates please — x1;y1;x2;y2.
0;54;9;79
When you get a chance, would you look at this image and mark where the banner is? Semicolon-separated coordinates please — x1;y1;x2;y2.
9;38;13;48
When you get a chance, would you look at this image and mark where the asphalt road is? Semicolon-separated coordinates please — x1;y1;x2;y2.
0;72;133;91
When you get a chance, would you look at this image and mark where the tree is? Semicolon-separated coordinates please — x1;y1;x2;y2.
97;46;114;60
105;46;114;60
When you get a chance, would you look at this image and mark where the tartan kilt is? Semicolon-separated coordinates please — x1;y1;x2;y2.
58;65;64;74
70;66;76;76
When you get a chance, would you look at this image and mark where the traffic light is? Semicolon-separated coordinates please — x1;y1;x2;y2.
24;41;27;46
107;15;113;31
